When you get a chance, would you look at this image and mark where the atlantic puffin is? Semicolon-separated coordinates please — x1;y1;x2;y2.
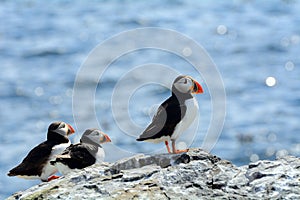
137;75;204;154
7;121;75;181
50;129;111;175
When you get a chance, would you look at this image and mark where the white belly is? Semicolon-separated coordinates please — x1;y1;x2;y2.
95;148;105;163
50;142;71;159
55;162;72;176
40;142;71;180
171;97;199;140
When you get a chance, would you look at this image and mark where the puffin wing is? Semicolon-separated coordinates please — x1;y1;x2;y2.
53;144;96;169
8;141;53;177
137;97;187;141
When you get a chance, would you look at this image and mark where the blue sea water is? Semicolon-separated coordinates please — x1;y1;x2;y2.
1;0;300;198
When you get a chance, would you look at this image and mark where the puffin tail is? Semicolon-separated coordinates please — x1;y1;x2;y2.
7;171;15;177
7;167;19;176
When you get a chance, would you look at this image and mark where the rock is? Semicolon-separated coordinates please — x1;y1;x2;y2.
7;148;300;200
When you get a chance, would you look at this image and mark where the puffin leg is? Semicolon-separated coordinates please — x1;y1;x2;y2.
165;141;171;153
171;140;189;154
47;175;60;181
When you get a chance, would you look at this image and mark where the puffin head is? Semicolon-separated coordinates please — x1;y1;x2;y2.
81;129;111;146
172;75;204;95
48;121;75;139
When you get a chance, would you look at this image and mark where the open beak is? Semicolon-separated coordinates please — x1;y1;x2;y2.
67;124;75;135
104;134;112;143
191;80;204;94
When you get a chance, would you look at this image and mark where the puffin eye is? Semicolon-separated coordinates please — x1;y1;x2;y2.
92;131;99;136
59;123;65;129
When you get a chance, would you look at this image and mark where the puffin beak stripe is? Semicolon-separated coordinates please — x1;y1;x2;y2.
192;80;204;94
67;124;75;134
104;134;112;143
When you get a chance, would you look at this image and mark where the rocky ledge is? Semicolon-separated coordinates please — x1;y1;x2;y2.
8;148;300;200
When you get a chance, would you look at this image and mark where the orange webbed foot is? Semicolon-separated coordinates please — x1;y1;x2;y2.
47;175;60;181
173;148;189;154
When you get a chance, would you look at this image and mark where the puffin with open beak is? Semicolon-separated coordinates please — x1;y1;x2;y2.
51;129;111;175
137;75;204;154
7;121;75;181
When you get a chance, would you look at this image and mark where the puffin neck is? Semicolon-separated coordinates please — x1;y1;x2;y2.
47;131;69;144
171;91;193;103
80;136;102;148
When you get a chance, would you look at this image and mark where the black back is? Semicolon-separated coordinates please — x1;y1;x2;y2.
137;93;190;141
8;140;57;177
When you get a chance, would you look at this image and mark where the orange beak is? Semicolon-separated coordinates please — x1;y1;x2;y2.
192;80;204;94
104;134;112;143
67;124;75;135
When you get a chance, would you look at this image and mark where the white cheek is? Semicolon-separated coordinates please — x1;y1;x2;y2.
54;128;67;136
174;83;190;93
62;127;68;134
88;135;100;143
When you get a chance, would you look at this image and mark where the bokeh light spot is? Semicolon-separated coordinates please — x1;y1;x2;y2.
285;61;294;71
265;147;276;157
182;47;192;57
217;25;227;35
276;149;288;159
34;87;44;96
265;76;276;87
250;154;259;162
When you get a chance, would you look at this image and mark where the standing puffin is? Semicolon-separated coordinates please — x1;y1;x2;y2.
7;121;75;181
137;75;204;154
50;129;111;175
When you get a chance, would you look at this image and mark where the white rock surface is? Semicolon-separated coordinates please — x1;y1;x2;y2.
7;148;300;200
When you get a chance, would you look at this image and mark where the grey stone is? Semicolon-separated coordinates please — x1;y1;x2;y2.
7;148;300;200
